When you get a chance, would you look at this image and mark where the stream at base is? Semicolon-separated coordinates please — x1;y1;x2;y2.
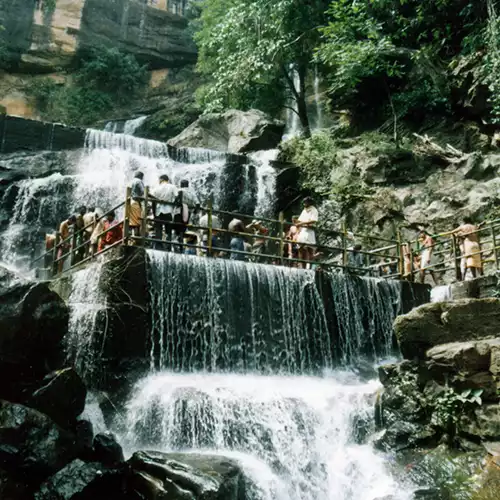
112;371;413;500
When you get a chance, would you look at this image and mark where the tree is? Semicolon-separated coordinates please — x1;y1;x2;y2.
194;0;330;137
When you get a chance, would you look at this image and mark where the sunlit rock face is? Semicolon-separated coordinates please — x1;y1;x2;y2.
0;0;196;73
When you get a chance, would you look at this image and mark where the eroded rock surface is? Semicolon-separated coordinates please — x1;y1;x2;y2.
128;451;245;500
394;298;500;359
168;109;285;153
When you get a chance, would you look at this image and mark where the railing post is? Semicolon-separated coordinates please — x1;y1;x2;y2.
408;241;414;281
341;222;348;269
396;228;403;279
52;231;60;277
450;235;460;282
141;186;149;239
492;224;499;271
208;198;213;257
123;186;131;245
70;228;77;267
279;211;285;266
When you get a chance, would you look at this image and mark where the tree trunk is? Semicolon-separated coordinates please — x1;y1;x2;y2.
297;63;311;138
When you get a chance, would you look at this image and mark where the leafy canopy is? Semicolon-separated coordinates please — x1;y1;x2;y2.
194;0;329;116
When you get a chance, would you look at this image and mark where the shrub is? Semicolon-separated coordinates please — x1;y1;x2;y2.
76;47;149;103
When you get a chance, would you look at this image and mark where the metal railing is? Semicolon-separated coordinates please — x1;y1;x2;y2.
32;186;500;282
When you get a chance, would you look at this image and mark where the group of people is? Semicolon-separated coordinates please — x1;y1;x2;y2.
401;217;484;285
47;206;123;273
45;173;486;284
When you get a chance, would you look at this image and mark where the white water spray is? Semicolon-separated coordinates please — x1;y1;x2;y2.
119;371;412;500
249;149;279;217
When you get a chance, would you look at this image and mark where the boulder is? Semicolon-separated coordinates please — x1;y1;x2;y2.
168;109;285;154
425;339;500;373
0;266;69;402
29;368;87;427
394;299;500;359
0;400;77;484
93;433;124;466
128;451;245;500
458;404;500;440
34;459;125;500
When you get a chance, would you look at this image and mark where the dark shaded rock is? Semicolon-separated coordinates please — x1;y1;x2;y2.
29;368;87;427
374;423;436;452
458;404;500;440
0;400;78;485
168;109;285;154
34;459;126;500
128;451;245;500
93;433;124;465
75;420;94;459
394;299;500;359
0;265;69;402
0;466;30;500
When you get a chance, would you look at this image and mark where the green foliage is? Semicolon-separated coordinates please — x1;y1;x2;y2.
194;0;329;127
42;0;57;14
26;78;113;126
280;131;372;206
431;386;483;431
76;47;148;103
25;47;147;126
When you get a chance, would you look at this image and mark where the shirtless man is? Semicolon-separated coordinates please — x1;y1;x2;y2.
418;230;438;285
452;217;483;279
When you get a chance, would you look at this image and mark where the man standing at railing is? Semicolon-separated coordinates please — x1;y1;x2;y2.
150;174;178;250
451;217;483;279
57;215;76;273
296;197;319;269
129;172;145;243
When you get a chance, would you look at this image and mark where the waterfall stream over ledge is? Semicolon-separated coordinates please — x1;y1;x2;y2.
56;247;430;500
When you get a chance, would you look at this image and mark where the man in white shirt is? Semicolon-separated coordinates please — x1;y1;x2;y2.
296;196;319;267
150;174;178;250
174;179;200;250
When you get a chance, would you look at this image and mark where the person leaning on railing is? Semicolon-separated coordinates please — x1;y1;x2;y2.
149;174;178;250
98;210;123;252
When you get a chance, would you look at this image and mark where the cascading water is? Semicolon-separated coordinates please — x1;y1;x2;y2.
65;261;107;384
284;65;301;139
329;273;402;363
314;66;323;130
147;250;332;373
0;130;243;268
104;250;416;499
249;149;279;217
119;371;411;500
104;116;148;135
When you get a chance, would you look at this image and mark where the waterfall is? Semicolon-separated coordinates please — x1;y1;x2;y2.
1;130;242;268
314;67;323;130
119;371;411;500
329;274;402;363
284;65;301;139
249;150;278;217
65;261;107;384
104;116;148;136
147;250;332;373
431;284;453;302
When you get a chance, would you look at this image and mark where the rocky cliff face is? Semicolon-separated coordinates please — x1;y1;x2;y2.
376;293;500;453
0;0;196;118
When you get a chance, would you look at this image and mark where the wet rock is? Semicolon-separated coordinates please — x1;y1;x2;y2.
93;433;124;465
394;299;500;359
458;404;500;440
0;400;78;485
29;368;87;427
425;339;500;374
0;266;69;402
168;109;285;154
0;466;30;500
34;459;125;500
128;451;245;500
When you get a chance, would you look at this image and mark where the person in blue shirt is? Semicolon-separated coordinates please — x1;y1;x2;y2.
229;219;247;261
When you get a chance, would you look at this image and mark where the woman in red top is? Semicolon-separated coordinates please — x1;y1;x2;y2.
98;211;123;252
